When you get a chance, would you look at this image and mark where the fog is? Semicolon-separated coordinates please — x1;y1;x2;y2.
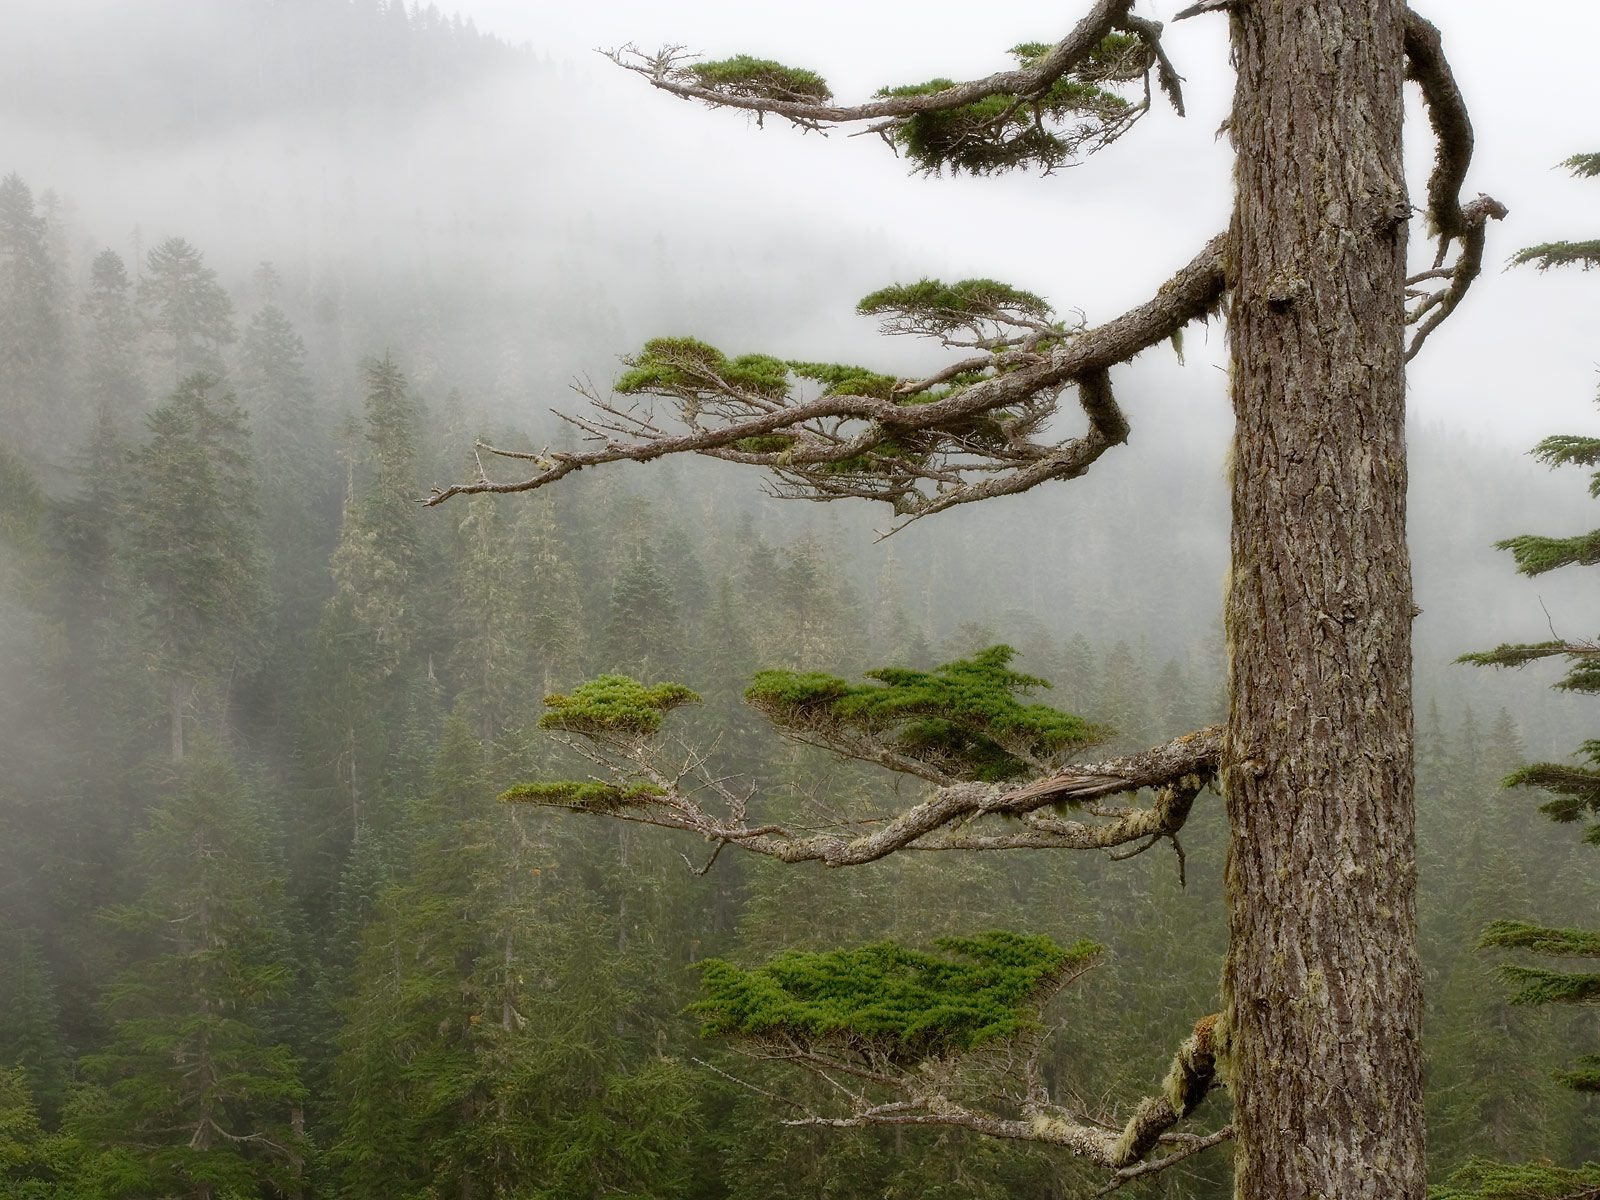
3;3;1600;1195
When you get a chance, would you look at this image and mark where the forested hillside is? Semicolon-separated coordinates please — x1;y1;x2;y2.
1;2;1597;1197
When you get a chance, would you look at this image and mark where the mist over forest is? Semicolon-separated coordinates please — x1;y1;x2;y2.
1;2;1597;1197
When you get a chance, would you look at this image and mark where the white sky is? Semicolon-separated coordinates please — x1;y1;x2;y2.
449;0;1600;443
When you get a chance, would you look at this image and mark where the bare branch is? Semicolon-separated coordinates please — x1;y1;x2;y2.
779;1011;1224;1177
1401;9;1507;360
1092;1124;1235;1196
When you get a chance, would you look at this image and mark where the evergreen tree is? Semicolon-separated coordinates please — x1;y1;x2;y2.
139;237;235;383
0;935;67;1124
123;373;263;760
1449;152;1600;1196
80;249;145;427
0;173;64;454
71;745;305;1200
423;4;1515;1192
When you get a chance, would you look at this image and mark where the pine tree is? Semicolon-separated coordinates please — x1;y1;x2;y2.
71;745;306;1200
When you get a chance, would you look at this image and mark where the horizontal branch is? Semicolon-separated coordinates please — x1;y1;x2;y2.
424;236;1227;515
782;1011;1224;1174
608;0;1157;128
511;725;1221;869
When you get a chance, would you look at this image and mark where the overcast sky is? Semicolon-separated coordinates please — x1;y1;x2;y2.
452;0;1600;442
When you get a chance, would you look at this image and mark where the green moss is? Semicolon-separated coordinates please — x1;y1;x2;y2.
500;780;667;813
731;434;797;454
690;930;1099;1060
745;645;1103;781
540;675;700;737
688;55;831;103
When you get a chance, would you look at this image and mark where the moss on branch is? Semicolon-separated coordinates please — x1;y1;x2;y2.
500;779;667;813
690;930;1099;1060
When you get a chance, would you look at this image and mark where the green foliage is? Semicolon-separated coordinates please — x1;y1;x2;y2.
1555;1055;1600;1093
500;779;666;812
540;675;700;737
1497;965;1600;1007
788;360;899;399
746;644;1102;781
691;931;1099;1060
616;337;791;399
1457;641;1569;669
876;38;1137;174
1493;529;1600;576
857;277;1052;327
1481;920;1600;957
72;744;304;1198
688;55;831;103
1432;1159;1600;1199
1563;152;1600;179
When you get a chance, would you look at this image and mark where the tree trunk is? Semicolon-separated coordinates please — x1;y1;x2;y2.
1222;2;1422;1198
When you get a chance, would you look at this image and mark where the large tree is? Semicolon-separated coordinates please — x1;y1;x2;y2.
429;4;1502;1197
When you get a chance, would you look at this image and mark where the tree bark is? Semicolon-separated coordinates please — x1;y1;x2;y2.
1223;2;1422;1198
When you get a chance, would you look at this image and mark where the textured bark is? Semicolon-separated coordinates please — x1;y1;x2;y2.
1222;2;1422;1198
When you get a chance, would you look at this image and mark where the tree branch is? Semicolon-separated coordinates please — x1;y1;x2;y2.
425;236;1226;520
508;725;1221;868
777;1011;1224;1176
1401;8;1507;360
601;0;1179;130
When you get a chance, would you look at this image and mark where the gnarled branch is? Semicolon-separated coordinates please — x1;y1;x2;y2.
425;235;1227;526
603;0;1181;134
510;725;1221;869
1402;9;1507;361
764;1010;1225;1176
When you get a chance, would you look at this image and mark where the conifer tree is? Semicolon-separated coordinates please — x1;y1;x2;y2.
80;249;145;428
139;237;236;383
427;5;1508;1194
1450;152;1600;1196
0;173;64;454
71;745;305;1200
123;373;263;761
